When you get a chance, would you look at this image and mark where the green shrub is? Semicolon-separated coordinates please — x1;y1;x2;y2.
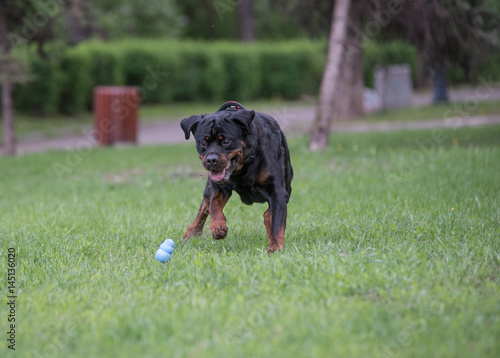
14;37;500;116
448;65;466;85
14;39;326;114
218;44;260;101
86;42;125;89
259;42;324;99
14;57;65;115
74;40;327;107
195;47;227;101
171;46;223;102
120;41;225;103
477;52;500;83
301;42;327;94
260;47;304;99
59;47;93;114
145;48;182;103
122;46;173;103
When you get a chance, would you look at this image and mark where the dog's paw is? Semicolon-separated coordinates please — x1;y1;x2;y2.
266;244;284;253
210;220;228;240
182;227;202;240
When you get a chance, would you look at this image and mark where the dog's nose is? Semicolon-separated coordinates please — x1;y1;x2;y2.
206;154;219;167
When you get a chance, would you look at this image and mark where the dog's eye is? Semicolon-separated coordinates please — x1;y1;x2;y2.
200;140;207;148
222;138;231;146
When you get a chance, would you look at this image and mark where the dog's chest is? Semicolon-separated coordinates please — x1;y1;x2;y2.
228;177;267;205
236;186;266;205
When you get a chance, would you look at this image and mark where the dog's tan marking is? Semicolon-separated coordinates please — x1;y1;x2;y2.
183;197;210;239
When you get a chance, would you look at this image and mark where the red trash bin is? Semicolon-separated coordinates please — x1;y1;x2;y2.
93;86;140;146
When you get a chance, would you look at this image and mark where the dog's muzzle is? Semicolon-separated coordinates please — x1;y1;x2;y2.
203;153;240;184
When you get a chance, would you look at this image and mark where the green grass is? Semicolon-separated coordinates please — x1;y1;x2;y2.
1;126;499;357
363;99;500;122
4;112;93;140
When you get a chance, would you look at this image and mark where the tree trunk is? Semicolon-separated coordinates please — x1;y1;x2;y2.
333;2;363;120
1;81;15;156
237;0;256;42
309;0;351;151
0;0;16;156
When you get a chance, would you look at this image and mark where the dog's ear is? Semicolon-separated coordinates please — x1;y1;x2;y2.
232;110;255;134
180;115;204;140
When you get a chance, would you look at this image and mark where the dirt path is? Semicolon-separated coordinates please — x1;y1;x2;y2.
13;86;500;155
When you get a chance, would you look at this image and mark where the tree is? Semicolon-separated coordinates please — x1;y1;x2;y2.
270;0;334;38
309;0;352;151
0;0;15;156
237;0;256;41
63;0;96;45
175;0;236;40
95;0;180;40
0;0;67;155
331;1;364;119
309;0;500;151
0;0;40;156
385;0;500;102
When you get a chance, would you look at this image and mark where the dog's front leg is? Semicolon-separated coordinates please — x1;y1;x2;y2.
183;196;210;239
209;188;231;239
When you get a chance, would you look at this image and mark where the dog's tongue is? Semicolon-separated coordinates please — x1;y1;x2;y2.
210;169;226;182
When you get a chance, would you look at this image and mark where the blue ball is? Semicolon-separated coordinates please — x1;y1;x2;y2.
155;249;171;263
163;239;175;247
160;243;174;254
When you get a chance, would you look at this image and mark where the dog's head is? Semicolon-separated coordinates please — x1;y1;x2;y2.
181;109;255;184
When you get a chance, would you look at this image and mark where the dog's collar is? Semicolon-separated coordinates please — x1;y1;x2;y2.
217;101;246;112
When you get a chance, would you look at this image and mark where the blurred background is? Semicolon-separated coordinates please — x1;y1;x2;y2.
0;0;499;155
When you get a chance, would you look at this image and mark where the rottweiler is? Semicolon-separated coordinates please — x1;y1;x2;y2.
180;101;293;252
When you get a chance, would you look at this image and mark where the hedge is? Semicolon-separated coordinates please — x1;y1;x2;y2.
14;56;65;115
14;39;499;115
477;52;500;84
14;40;327;114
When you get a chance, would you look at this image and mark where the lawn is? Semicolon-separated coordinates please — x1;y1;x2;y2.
4;97;500;144
363;98;500;122
1;126;499;357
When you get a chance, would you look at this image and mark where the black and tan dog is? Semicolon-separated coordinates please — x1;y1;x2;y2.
180;101;293;252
